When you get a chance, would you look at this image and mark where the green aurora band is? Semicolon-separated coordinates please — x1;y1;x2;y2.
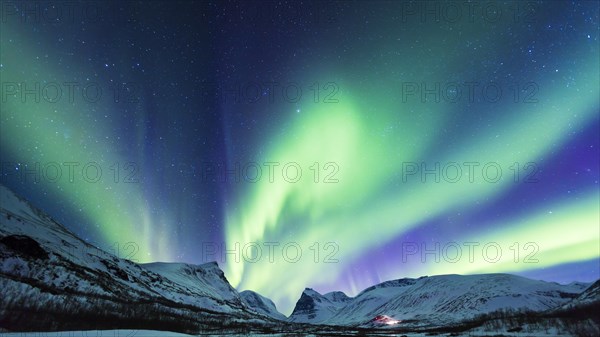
224;51;599;313
1;6;598;316
1;25;175;261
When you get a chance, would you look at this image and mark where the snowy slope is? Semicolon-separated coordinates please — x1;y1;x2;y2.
240;290;287;320
290;274;590;327
0;330;196;337
0;184;265;332
559;279;600;309
288;288;351;323
142;261;246;312
0;184;246;312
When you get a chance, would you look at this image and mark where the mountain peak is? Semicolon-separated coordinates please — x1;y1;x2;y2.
302;288;322;296
324;291;351;302
290;288;351;323
199;260;220;269
240;290;286;320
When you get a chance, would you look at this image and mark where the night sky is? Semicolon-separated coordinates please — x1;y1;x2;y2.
1;1;599;315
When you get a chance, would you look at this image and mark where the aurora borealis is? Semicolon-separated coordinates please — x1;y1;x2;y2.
1;1;598;315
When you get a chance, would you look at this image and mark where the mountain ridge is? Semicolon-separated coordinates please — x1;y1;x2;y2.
0;184;284;332
2;183;598;334
289;273;594;327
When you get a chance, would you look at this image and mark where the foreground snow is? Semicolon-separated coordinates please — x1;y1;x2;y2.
0;330;584;337
0;332;322;337
0;331;194;337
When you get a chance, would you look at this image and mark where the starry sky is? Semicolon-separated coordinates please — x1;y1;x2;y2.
1;1;599;315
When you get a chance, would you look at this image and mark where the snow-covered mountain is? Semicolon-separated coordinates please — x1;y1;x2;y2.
290;274;591;327
2;183;597;335
559;279;600;309
0;184;276;332
141;261;246;312
288;288;351;323
239;290;287;320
